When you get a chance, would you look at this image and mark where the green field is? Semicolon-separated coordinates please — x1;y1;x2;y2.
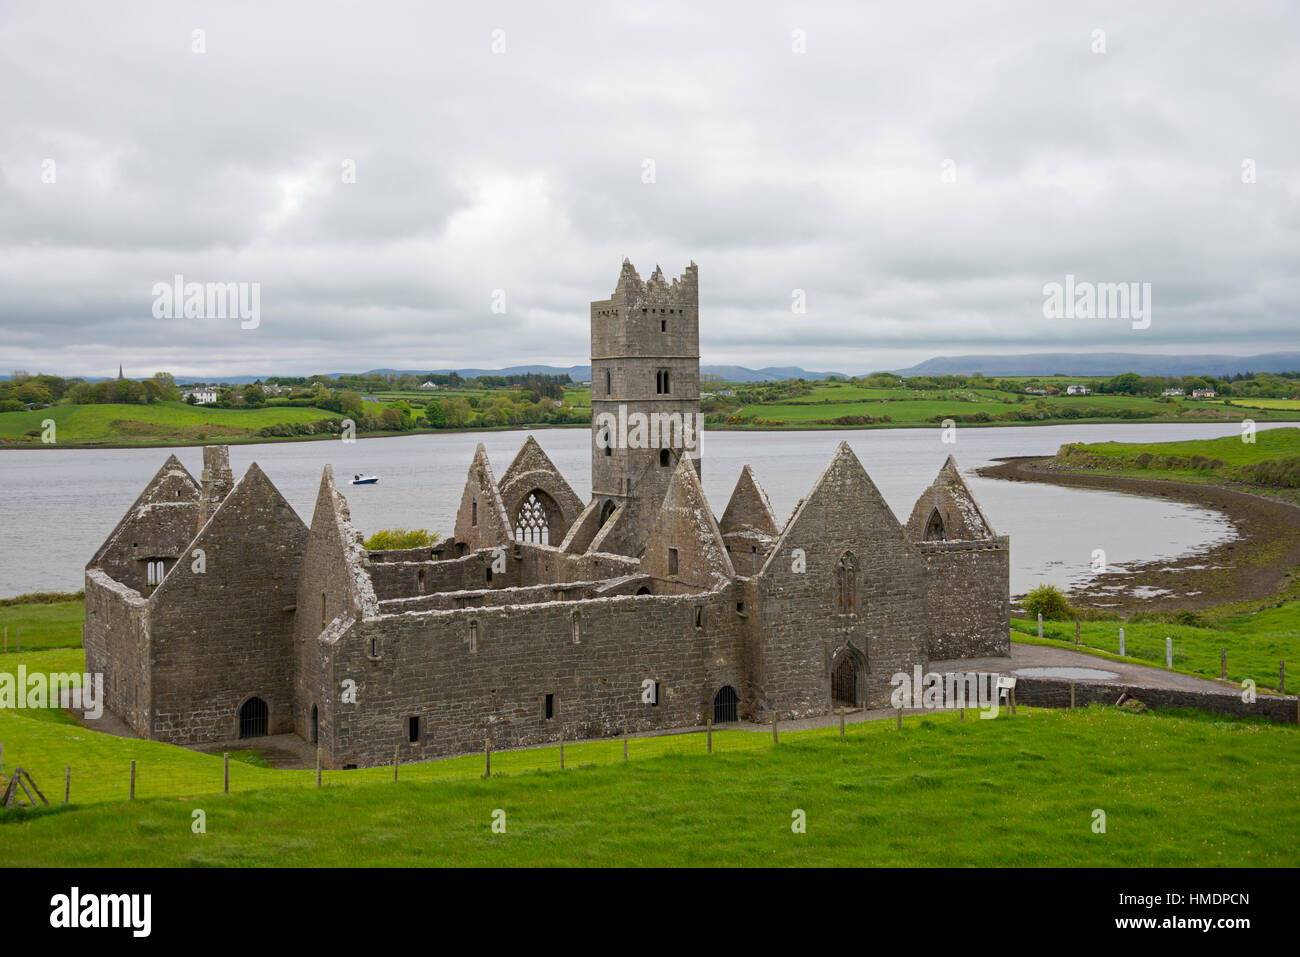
2;670;1296;866
0;401;339;446
1228;398;1300;411
1055;427;1300;489
714;380;1298;429
0;599;83;651
1012;599;1300;692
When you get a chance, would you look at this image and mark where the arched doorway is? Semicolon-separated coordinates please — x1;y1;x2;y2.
831;655;857;707
713;685;739;723
599;500;617;526
924;508;946;541
239;697;268;738
514;489;558;544
635;585;651;595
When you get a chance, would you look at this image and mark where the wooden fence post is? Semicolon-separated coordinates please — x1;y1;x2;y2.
1165;636;1173;668
559;732;565;770
393;746;400;782
707;717;713;753
223;752;229;794
484;736;491;778
896;705;902;730
771;710;778;745
1037;613;1042;640
64;766;71;805
129;759;136;799
1221;648;1227;679
315;745;322;787
839;706;846;739
1119;627;1125;657
623;734;628;761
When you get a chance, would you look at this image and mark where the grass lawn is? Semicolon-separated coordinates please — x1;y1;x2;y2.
1;700;1296;866
1012;600;1300;692
0;402;338;446
0;599;84;651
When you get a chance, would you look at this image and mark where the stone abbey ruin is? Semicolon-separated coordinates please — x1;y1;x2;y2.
85;260;1010;768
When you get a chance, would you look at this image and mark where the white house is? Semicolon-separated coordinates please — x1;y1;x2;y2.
1192;388;1217;398
1162;387;1185;396
183;388;219;405
1066;385;1092;396
420;381;440;390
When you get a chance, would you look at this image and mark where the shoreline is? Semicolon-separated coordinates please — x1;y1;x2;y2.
3;414;1297;452
979;456;1300;615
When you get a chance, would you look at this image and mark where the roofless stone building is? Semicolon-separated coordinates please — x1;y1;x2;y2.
84;260;1009;768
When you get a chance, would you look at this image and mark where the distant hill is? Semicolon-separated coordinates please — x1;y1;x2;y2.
892;352;1300;378
137;365;849;385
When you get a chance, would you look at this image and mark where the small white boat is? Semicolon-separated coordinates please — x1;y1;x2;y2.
352;474;379;485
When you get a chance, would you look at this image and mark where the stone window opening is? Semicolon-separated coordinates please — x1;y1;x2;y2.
655;369;671;395
667;547;679;576
661;318;667;332
694;606;704;629
468;620;479;653
471;500;478;527
924;508;946;541
544;693;555;719
417;569;425;593
515;490;554;545
408;715;420;743
659;448;671;467
572;612;581;644
321;592;327;629
837;552;858;615
605;369;611;394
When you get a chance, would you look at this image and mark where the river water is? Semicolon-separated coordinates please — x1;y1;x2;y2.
1;422;1271;599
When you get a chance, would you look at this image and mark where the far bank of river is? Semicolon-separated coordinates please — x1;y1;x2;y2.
3;422;1284;601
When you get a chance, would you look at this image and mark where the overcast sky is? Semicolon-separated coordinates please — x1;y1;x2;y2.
1;0;1297;378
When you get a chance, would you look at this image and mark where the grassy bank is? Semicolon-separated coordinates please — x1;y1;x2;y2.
1011;598;1299;692
1055;427;1300;486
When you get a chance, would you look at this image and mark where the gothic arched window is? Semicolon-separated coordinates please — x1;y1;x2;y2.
514;490;553;545
836;552;857;615
924;508;946;541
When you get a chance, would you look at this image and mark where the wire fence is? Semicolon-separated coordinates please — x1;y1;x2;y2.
0;708;935;810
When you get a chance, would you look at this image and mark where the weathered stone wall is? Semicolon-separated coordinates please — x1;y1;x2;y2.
379;579;608;613
89;456;202;597
1013;677;1298;723
316;589;748;768
83;569;151;736
753;444;929;718
293;468;379;747
920;538;1011;658
148;464;308;743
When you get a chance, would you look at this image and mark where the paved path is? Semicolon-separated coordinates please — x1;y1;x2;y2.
933;643;1240;695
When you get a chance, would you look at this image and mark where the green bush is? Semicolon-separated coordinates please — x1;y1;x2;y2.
363;528;440;550
1022;584;1075;621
